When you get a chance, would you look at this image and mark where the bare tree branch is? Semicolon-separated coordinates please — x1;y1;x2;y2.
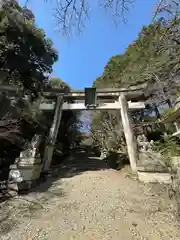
102;0;134;24
80;111;126;154
24;1;180;36
25;0;135;35
153;0;180;21
53;0;89;35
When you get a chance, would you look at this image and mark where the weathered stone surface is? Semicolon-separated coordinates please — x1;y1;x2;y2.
137;165;169;173
8;134;43;191
137;152;169;173
138;171;172;184
7;183;18;197
171;156;180;171
9;163;42;182
137;152;172;183
18;181;33;191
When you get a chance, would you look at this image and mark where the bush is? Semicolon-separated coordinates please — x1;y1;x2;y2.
153;135;180;167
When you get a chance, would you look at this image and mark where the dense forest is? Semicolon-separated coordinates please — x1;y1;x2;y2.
93;17;180;102
91;4;180;162
0;0;80;186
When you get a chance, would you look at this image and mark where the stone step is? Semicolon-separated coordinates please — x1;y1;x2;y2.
138;171;172;184
137;164;169;173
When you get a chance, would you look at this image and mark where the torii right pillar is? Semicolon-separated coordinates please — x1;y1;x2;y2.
119;94;138;173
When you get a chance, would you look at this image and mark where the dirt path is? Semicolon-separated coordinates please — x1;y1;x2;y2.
1;150;180;240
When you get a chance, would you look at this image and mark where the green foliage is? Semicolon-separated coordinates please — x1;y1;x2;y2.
0;2;59;164
48;77;81;152
49;77;71;90
153;135;180;166
0;0;58;98
92;14;180;157
0;0;58;149
93;17;180;101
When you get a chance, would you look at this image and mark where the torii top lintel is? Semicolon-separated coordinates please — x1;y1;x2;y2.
0;83;147;101
43;83;147;101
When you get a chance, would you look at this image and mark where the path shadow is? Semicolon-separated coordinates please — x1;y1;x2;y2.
15;146;107;195
0;146;109;204
0;147;120;236
50;146;109;179
28;145;130;196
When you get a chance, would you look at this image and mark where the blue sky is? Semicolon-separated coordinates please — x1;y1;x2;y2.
20;0;157;90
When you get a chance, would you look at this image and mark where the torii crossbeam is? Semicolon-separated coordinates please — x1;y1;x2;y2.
42;86;147;173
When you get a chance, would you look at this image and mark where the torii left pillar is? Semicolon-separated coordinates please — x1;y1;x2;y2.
43;95;64;172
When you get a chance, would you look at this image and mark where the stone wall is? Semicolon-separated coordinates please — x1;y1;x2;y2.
137;152;169;173
137;151;172;184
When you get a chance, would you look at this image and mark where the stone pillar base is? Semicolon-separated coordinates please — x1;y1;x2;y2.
9;159;42;191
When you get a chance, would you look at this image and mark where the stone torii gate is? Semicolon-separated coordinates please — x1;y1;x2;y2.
40;85;146;173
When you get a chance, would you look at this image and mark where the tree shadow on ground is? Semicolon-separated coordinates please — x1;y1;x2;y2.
52;146;109;178
0;146;128;236
0;146;126;204
0;147;103;205
19;146;109;195
0;146;109;235
26;146;130;195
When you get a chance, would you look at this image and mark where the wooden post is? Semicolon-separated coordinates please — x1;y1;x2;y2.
119;94;138;172
43;95;64;172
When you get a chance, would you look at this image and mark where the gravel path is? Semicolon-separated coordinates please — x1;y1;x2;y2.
1;151;180;240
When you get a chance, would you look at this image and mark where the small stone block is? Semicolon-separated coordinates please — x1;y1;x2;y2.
138;171;172;184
